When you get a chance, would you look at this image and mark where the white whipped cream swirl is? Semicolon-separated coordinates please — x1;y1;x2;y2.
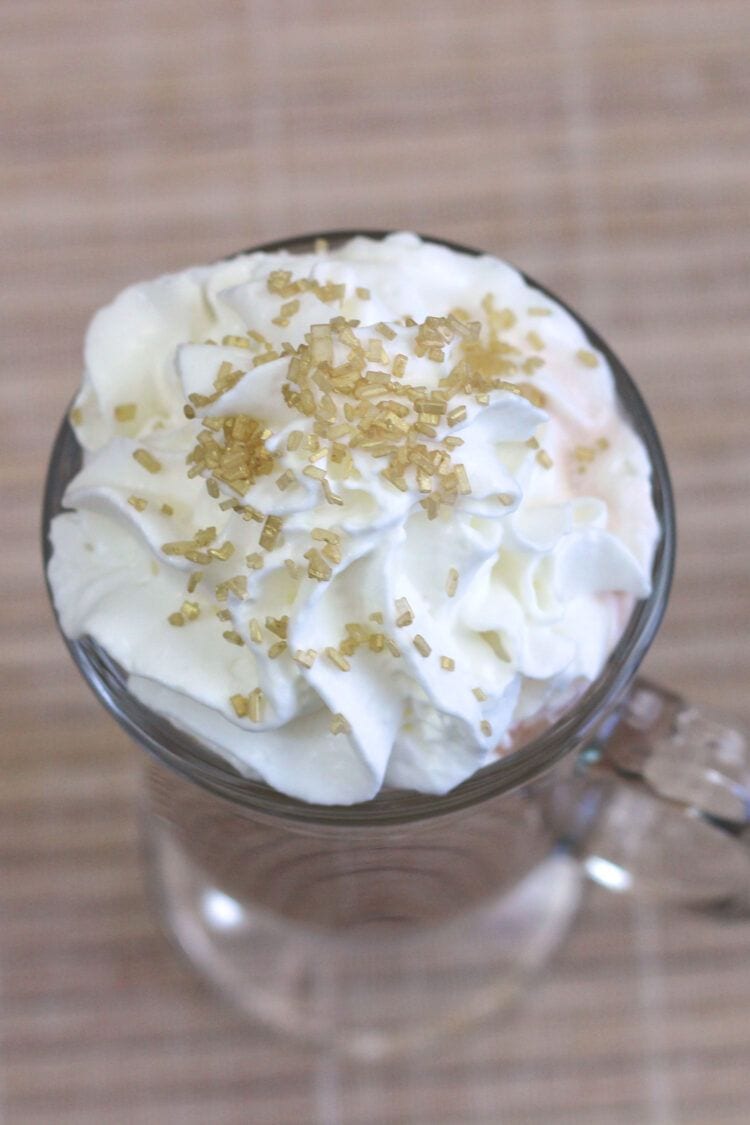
48;233;659;804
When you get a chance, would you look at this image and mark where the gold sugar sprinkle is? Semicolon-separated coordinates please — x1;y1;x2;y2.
216;608;232;621
259;515;283;551
168;612;185;627
368;632;385;653
114;403;137;422
225;575;247;598
497;492;514;506
355;287;371;300
187;571;203;594
268;640;287;659
369;611;384;624
395;597;414;628
127;495;148;512
133;449;162;474
209;541;235;561
206;478;220;499
304;547;333;582
330;713;351;736
248;688;265;723
70;407;83;426
265;615;289;640
522;356;545;374
526;330;546;351
392;354;408;378
536;450;554;470
280;299;300;320
275;469;297;491
528;307;552;317
302;465;325;481
375;322;397;340
320;540;341;566
445;567;459;597
455;464;471;495
293;649;317;669
325;647;351;671
161;503;174;516
311;527;340;544
249;618;263;644
385;637;401;658
473;687;487;701
322;479;343;506
222;630;244;646
230;694;248;718
413;634;431;658
447;405;467;427
480;720;493;737
246;552;264;570
440;656;455;671
576;348;599;368
181;601;200;621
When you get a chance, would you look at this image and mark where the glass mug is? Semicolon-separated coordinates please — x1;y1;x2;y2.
42;231;749;1059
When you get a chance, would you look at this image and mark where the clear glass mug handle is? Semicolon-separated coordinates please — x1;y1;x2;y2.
580;678;750;911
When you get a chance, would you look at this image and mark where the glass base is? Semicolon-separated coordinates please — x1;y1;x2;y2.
143;812;583;1059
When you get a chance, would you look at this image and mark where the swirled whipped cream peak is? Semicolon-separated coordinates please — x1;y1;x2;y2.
48;232;659;804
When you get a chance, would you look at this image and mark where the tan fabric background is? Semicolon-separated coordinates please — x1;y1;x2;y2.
2;1;750;1121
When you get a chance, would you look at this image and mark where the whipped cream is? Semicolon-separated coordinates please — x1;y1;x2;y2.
48;233;659;804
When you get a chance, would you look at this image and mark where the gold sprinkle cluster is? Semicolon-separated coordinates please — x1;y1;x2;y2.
145;267;577;734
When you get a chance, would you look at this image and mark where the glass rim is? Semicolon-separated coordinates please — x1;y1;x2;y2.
42;229;676;828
